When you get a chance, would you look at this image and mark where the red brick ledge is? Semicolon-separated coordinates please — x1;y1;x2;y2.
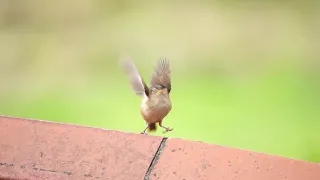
0;116;319;180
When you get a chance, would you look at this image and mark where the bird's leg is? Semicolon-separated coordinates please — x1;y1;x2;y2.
141;125;149;135
159;120;173;133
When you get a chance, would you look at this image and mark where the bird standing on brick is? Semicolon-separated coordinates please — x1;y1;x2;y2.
122;57;173;134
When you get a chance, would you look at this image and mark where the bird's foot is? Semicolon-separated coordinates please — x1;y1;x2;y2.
141;131;148;135
162;127;173;134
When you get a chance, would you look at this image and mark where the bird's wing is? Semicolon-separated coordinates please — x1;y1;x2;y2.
150;57;171;93
122;58;149;97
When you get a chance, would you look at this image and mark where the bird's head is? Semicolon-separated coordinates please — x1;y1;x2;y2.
151;84;169;96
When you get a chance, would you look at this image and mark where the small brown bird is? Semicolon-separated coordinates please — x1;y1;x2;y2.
122;57;173;134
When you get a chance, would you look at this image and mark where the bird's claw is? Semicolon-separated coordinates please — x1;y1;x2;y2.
162;128;173;134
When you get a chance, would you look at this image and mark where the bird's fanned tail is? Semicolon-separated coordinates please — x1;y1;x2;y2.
148;123;157;132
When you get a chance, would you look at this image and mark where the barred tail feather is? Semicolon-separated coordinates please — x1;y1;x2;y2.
148;123;157;132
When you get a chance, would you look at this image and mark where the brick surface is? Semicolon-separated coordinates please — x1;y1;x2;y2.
150;138;320;180
0;116;162;180
2;115;320;180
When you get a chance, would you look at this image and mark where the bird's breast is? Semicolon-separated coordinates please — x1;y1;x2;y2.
140;95;171;123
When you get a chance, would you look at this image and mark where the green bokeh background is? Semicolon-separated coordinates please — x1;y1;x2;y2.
1;1;319;162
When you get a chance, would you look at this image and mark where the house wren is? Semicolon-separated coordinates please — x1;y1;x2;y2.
122;57;173;134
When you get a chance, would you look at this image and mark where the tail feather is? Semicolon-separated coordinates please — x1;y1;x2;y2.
148;123;157;132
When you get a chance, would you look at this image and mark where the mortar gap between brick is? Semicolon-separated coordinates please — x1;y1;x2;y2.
143;137;168;180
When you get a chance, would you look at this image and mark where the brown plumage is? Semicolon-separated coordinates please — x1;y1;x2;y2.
122;57;173;134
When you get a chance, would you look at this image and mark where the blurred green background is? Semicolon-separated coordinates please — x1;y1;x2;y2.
0;1;319;162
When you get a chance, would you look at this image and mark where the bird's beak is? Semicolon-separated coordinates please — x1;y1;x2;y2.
156;89;165;95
